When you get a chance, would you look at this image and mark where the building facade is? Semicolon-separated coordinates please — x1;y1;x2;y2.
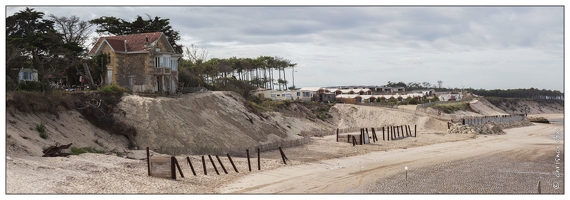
88;32;182;93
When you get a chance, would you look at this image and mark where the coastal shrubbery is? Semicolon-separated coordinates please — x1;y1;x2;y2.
432;102;471;114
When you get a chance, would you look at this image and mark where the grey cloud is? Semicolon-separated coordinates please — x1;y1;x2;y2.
5;5;563;91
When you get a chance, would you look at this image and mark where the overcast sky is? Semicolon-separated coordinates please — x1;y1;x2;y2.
4;3;566;92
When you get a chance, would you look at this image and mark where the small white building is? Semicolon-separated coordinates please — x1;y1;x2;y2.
292;89;314;101
253;88;314;101
17;68;39;82
439;91;462;101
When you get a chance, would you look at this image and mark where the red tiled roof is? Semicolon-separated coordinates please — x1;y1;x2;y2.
89;32;164;55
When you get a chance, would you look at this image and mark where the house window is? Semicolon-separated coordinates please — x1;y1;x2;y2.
170;59;178;71
155;56;173;69
107;69;113;85
23;71;33;80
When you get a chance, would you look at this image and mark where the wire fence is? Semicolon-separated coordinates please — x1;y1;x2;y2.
354;102;399;108
416;100;465;109
461;114;527;125
299;130;335;137
155;136;312;157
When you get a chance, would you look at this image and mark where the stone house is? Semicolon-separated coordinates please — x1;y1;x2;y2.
88;32;182;93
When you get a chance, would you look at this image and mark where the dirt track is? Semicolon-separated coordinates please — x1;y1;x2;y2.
220;115;564;194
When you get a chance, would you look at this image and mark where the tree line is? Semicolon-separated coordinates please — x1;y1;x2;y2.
179;48;297;97
383;81;563;101
467;88;563;100
6;7;297;97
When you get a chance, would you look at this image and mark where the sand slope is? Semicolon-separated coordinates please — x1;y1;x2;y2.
330;104;448;132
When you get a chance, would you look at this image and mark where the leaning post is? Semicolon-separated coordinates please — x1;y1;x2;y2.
146;147;151;176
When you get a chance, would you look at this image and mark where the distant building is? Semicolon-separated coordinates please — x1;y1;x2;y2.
410;89;435;97
336;93;426;104
368;86;406;94
438;91;462;101
16;68;39;82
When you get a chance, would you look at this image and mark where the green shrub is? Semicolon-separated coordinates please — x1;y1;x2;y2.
249;99;284;112
246;95;263;105
71;147;105;155
36;123;48;139
19;81;47;91
432;102;471;114
100;84;129;94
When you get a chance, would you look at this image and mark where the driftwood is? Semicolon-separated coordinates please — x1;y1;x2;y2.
42;143;73;157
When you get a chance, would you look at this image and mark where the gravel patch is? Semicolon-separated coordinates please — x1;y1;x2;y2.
356;148;564;194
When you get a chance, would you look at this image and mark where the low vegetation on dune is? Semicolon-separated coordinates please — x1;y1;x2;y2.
431;102;472;114
246;95;334;122
7;89;138;149
527;117;550;124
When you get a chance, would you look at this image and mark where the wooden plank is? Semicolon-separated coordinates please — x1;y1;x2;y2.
149;156;172;179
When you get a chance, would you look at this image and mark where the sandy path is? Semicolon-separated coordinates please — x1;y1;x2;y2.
220;115;563;193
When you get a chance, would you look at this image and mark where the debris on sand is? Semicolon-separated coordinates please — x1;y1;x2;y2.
42;143;73;157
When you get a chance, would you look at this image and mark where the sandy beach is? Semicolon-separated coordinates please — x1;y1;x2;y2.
5;114;563;194
220;115;564;194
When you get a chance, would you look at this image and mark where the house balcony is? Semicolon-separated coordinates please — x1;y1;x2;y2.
154;67;171;75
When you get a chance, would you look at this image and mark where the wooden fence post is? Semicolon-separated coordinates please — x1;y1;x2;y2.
186;157;196;176
202;155;207;175
279;147;288;165
415;125;417;137
216;155;228;174
352;135;357;146
257;147;261;171
246;149;251;172
208;155;220;175
388;126;391;141
146;147;151;176
171;156;176;180
174;157;184;178
391;126;394;140
396;126;399;138
360;132;363;145
336;128;339;142
383;127;385;141
227;154;239;173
